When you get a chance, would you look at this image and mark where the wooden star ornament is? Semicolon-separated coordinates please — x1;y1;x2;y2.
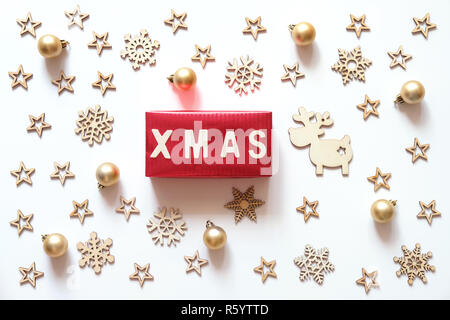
346;14;370;38
26;113;51;137
224;186;265;223
92;72;116;95
10;210;33;236
129;263;153;287
115;196;140;221
412;13;436;39
88;32;112;55
52;71;75;94
406;137;429;163
70;199;93;224
281;63;305;87
356;268;379;294
9;65;32;89
253;257;277;283
191;44;215;68
50;162;75;186
19;262;43;288
16;12;41;37
388;46;412;70
243;16;266;40
417;200;441;225
185;250;208;276
164;9;187;34
10;162;35;186
296;197;319;222
65;5;89;29
357;95;380;120
367;167;391;192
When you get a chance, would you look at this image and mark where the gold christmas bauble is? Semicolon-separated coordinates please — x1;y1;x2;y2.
38;34;67;58
203;221;227;250
371;199;397;223
42;233;68;258
399;80;425;104
168;67;197;90
290;22;316;46
96;162;120;189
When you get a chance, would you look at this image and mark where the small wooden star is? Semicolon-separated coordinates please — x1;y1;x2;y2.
356;268;379;294
185;250;208;276
357;95;380;120
346;14;370;38
26;113;51;137
65;5;89;29
9;65;33;89
129;263;154;287
92;72;116;95
164;9;187;34
412;13;436;39
388;46;412;70
50;162;75;186
367;167;391;192
253;257;277;283
10;162;35;186
191;44;215;68
281;63;305;87
243;16;266;40
19;262;43;288
10;210;33;236
70;199;93;224
296;196;319;222
115;196;140;221
87;32;112;55
16;12;41;37
52;71;75;94
406;137;429;163
417;200;441;225
224;186;265;223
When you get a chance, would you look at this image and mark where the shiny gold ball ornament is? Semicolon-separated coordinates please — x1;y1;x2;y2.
289;22;316;46
203;220;227;250
395;80;425;104
42;233;68;258
168;67;197;90
371;199;397;223
37;34;68;58
96;162;120;189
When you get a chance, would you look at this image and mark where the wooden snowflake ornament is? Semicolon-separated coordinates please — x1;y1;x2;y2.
147;207;187;246
289;107;353;175
77;232;114;274
224;186;265;223
121;30;160;70
332;46;371;85
294;245;335;284
75;105;114;146
225;55;263;95
393;243;435;285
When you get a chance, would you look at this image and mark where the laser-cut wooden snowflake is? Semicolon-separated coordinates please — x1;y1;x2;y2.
120;29;160;70
225;55;263;95
147;207;187;247
75;105;114;146
331;46;371;85
393;243;435;285
77;231;115;274
224;186;265;223
294;245;335;285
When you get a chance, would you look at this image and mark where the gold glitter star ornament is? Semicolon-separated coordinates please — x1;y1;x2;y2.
393;243;435;285
332;46;372;85
121;30;160;70
224;186;265;223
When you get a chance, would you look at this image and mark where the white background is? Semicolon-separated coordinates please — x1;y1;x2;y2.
1;0;449;300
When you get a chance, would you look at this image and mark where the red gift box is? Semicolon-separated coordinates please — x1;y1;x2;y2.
146;111;272;177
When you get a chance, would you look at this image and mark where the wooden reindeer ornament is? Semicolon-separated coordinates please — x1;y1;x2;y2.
288;107;353;175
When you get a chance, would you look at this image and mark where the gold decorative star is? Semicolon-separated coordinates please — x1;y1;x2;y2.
191;44;215;68
9;65;33;89
16;12;41;37
356;268;379;294
65;5;89;29
115;196;140;221
164;9;187;34
296;197;319;222
417;200;441;225
406;137;429;163
346;14;370;38
412;13;436;39
87;32;112;55
70;199;93;224
19;262;43;288
129;263;153;287
10;210;33;236
92;71;116;95
243;16;266;40
185;250;208;276
50;162;75;186
26;113;51;137
388;46;412;70
10;162;35;186
51;71;75;94
281;63;305;87
367;167;391;192
253;257;277;283
224;186;265;223
357;95;380;120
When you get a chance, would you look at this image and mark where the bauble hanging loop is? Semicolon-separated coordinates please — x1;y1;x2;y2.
96;162;120;189
168;67;197;90
42;233;68;258
371;199;397;223
394;80;425;105
289;22;316;46
38;34;69;58
203;220;227;250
